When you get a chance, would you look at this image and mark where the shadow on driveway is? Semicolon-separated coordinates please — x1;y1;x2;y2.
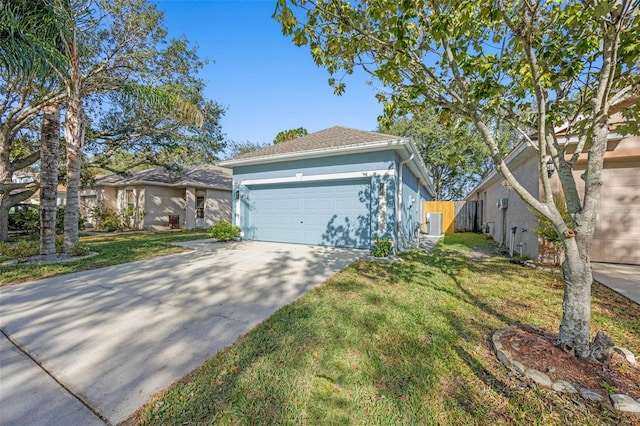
0;240;363;425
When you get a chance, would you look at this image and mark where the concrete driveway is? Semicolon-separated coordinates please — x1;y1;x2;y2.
592;262;640;305
0;240;363;425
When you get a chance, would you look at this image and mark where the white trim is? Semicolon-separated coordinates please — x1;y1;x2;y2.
234;195;241;227
237;169;396;186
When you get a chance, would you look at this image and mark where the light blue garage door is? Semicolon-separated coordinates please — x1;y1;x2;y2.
247;179;372;248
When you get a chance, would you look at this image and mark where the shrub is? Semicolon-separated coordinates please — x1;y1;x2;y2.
68;243;91;257
371;234;393;257
11;206;39;233
9;205;84;234
0;239;39;261
90;205;144;232
209;220;240;241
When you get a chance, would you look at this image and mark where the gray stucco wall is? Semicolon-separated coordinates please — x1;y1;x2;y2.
468;132;640;265
471;147;541;260
204;188;232;228
143;186;185;230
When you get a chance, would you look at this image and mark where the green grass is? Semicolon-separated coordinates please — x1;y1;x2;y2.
0;230;211;286
133;233;640;425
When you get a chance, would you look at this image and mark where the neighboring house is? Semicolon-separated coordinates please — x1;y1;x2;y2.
11;172;66;206
218;126;435;250
11;172;37;184
80;165;232;230
465;102;640;265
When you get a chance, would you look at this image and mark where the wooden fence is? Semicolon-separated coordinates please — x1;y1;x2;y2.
423;200;484;233
454;200;483;233
423;201;455;233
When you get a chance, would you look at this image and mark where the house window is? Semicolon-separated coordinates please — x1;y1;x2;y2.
196;196;205;219
125;189;135;210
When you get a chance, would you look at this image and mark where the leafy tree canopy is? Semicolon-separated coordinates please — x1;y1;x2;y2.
273;127;308;143
274;0;640;358
380;108;516;200
223;140;270;159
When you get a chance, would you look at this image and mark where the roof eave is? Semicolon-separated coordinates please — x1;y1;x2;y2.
219;138;436;197
93;180;231;191
467;130;627;197
218;139;406;167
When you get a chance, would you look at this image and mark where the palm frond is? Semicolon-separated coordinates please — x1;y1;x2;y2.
0;0;70;79
120;83;205;128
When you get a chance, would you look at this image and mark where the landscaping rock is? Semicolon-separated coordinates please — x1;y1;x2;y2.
493;328;526;375
525;369;551;387
614;347;636;364
510;359;526;376
579;388;604;402
610;394;640;413
589;331;614;364
552;380;578;394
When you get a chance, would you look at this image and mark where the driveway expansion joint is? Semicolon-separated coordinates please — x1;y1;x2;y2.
0;327;109;425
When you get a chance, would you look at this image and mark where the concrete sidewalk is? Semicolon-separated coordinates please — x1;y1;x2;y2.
0;240;363;425
592;262;640;305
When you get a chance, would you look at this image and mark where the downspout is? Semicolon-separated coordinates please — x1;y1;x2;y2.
396;151;414;251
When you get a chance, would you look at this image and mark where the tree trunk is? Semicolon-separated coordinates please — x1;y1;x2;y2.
0;131;10;242
40;104;60;255
0;196;9;242
558;238;592;358
63;32;84;252
556;110;608;359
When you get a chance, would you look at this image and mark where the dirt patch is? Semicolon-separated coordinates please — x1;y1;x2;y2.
499;324;640;399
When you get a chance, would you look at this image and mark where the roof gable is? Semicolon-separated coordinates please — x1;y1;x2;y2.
94;164;231;190
233;126;399;160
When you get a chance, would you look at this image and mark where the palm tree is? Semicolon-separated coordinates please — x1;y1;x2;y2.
2;0;205;252
0;0;68;252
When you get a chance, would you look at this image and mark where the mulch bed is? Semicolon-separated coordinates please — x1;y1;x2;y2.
500;324;640;399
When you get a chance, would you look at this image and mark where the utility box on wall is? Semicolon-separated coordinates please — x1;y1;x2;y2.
426;212;443;236
423;201;455;233
497;198;509;209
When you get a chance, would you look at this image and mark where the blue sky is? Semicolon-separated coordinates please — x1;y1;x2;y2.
154;0;384;146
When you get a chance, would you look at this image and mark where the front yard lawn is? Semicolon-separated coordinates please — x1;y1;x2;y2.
0;230;211;287
132;233;640;425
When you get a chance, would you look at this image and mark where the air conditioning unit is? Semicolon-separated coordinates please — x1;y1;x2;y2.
496;198;509;209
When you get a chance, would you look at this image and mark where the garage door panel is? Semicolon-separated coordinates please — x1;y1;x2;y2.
590;167;640;264
246;179;371;248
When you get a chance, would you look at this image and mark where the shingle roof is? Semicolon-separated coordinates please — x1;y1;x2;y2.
95;164;231;190
234;126;400;160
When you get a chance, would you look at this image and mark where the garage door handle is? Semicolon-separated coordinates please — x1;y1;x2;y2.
300;221;303;224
